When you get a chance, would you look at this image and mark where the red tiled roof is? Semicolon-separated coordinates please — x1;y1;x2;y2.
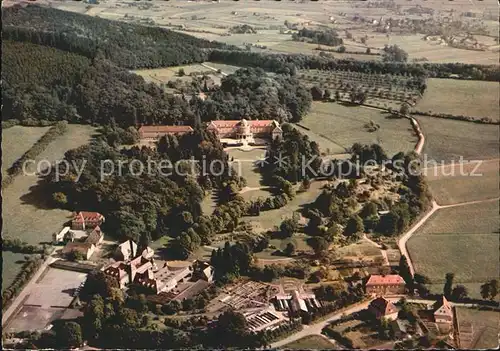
370;297;398;316
73;211;104;222
62;242;93;254
139;126;194;133
366;274;405;286
85;226;103;245
209;120;276;127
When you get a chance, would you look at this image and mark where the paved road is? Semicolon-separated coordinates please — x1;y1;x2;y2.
270;299;376;348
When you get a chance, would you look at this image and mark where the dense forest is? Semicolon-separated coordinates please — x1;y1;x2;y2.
292;28;343;47
2;4;234;69
3;41;312;127
46;129;242;247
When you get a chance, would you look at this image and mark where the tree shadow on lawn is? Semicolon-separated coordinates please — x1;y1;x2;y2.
19;177;58;211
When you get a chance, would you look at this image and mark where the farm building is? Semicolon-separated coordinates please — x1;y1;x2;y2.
244;304;287;332
62;242;95;260
138;125;194;142
273;290;320;313
365;274;405;296
71;211;105;230
115;239;138;261
85;226;104;245
433;296;453;324
369;297;399;321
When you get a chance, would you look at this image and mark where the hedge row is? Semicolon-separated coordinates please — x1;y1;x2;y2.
413;110;499;125
1;118;60;129
2;255;44;311
322;326;355;349
2;121;68;189
264;318;303;344
2;237;47;255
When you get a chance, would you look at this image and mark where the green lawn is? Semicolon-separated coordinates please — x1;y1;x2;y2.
2;124;96;290
1;126;51;177
283;335;336;349
300;102;417;157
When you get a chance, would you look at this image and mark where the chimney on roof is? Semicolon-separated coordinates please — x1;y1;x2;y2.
130;239;135;258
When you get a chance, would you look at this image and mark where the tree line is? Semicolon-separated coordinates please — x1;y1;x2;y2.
209;49;500;81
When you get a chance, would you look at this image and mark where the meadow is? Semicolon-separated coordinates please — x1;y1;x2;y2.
1;126;51;177
407;200;499;285
416;79;500;120
1;125;96;288
417;117;500;163
284;335;336;349
426;159;499;205
299;102;417;156
455;307;500;349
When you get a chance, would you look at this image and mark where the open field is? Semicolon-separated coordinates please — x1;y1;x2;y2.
1;125;96;288
426;159;499;205
417;117;499;163
255;233;312;260
1;126;51;177
416;79;500;120
284;335;336;349
204;62;242;75
363;33;499;65
51;0;498;65
300;102;417;156
455;307;500;349
407;201;499;284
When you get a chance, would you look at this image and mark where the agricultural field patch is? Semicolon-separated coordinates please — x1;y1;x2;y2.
365;34;499;65
284;335;336;349
416;79;500;120
417;117;500;163
300;102;417;156
426;159;499;205
1;126;51;177
1;125;96;289
455;307;500;349
407;201;499;285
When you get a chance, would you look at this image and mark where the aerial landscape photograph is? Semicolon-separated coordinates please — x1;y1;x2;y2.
1;0;499;349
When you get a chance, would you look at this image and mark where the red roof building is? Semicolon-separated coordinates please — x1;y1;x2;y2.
369;297;399;320
207;119;282;142
433;296;453;324
71;212;105;230
365;274;405;296
139;125;194;141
